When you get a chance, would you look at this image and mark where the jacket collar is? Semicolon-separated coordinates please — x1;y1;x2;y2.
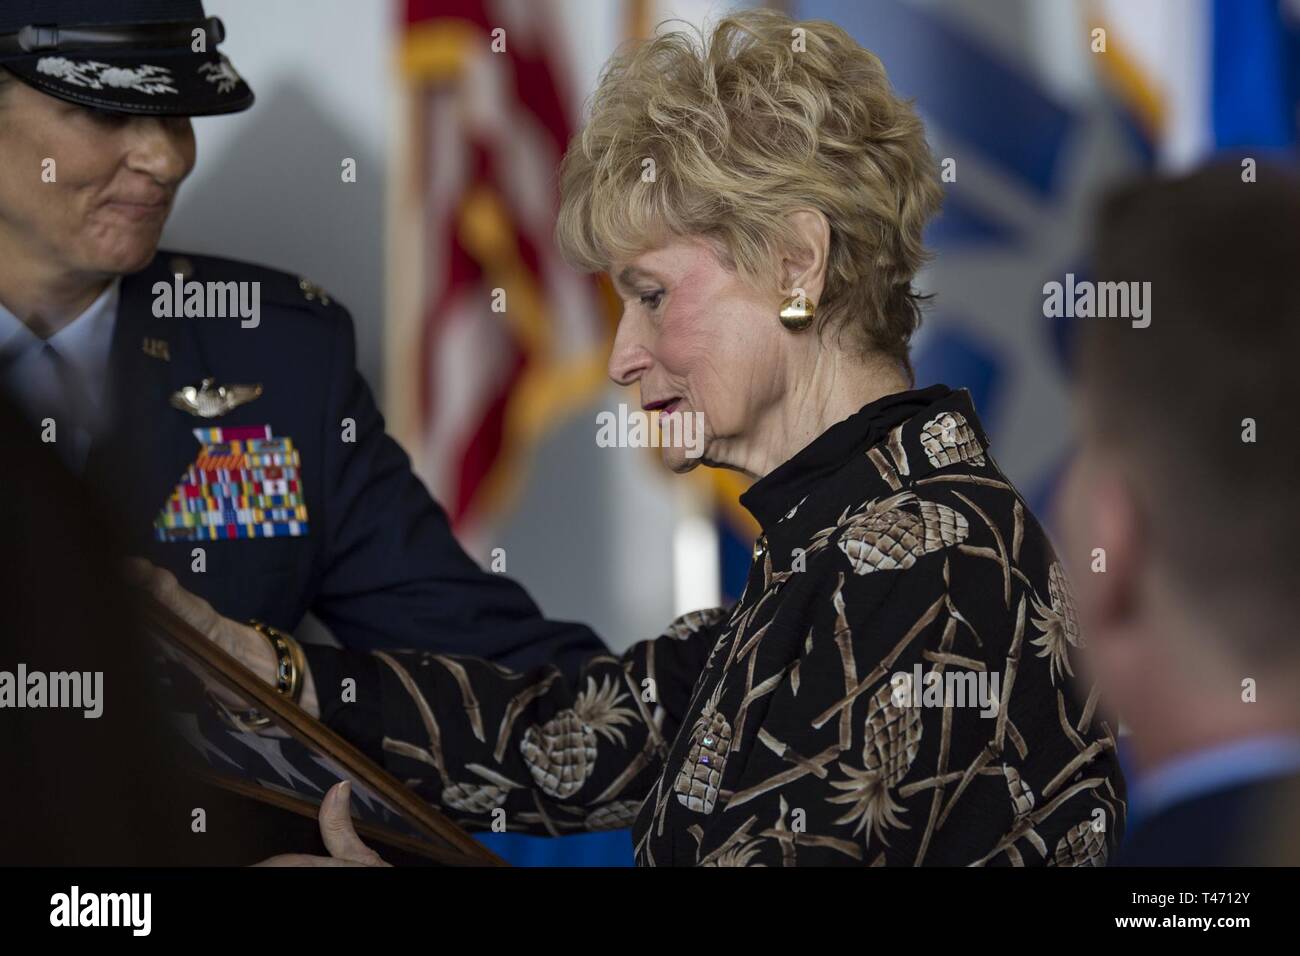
740;387;992;569
740;385;992;531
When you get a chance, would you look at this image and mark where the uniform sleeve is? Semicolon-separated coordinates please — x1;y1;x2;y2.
318;608;725;836
309;305;604;679
704;559;1123;867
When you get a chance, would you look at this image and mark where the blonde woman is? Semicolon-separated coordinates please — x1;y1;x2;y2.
145;9;1125;866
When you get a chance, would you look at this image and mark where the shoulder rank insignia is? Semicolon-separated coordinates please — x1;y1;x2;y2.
154;425;309;541
170;378;263;418
298;278;332;306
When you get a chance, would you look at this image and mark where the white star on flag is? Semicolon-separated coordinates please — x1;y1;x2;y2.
228;732;321;792
174;713;242;770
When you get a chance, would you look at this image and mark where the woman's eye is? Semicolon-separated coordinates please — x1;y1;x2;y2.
639;291;664;310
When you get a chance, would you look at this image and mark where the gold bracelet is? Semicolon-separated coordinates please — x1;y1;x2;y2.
212;621;304;732
250;620;305;703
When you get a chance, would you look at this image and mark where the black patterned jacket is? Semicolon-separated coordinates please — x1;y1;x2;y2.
309;386;1126;865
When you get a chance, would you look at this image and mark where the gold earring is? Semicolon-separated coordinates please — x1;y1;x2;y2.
779;293;815;332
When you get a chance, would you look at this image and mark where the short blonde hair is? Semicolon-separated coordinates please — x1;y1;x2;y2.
555;8;943;373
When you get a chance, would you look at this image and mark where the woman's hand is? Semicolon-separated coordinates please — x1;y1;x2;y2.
125;558;320;718
126;567;378;864
255;781;390;867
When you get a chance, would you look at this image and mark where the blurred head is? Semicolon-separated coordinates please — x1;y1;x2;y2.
0;67;195;279
555;10;942;474
1060;163;1300;763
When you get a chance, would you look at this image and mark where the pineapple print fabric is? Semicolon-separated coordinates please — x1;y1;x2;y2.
316;387;1124;865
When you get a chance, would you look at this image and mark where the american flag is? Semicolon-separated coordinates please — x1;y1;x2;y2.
390;0;614;548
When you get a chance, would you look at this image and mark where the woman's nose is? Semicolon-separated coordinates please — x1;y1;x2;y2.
607;316;651;386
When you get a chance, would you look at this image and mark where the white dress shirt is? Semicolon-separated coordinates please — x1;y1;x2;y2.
0;279;121;472
1132;733;1300;819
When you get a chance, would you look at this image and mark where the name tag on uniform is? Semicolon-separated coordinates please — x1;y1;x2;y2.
154;425;310;541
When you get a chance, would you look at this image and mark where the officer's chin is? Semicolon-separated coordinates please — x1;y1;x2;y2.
91;231;163;276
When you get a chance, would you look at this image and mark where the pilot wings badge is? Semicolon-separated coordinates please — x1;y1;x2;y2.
170;378;263;418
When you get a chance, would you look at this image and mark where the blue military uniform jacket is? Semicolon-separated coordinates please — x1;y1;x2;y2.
86;249;602;674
